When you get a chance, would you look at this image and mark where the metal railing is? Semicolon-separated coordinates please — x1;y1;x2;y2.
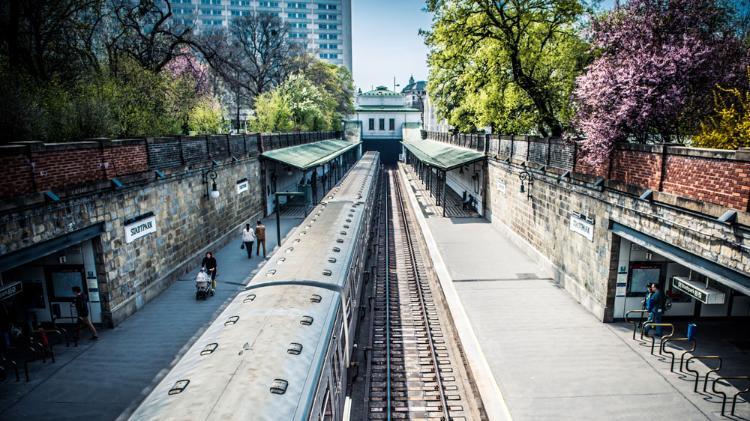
625;310;649;340
684;355;723;393
711;376;750;417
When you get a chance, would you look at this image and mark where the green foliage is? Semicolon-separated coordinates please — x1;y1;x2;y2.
250;89;295;132
250;73;342;132
301;59;355;117
695;73;750;149
424;0;590;136
189;97;226;134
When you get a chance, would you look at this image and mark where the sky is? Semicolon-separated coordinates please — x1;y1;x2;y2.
351;0;432;92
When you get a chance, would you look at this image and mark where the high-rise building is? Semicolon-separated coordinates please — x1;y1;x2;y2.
171;0;353;72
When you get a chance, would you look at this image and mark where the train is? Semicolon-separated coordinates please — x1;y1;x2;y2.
129;151;380;421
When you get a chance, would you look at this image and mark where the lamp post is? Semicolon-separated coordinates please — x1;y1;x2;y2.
274;191;305;248
518;169;533;200
202;164;220;199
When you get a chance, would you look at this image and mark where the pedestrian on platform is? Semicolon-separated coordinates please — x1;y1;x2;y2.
646;283;665;336
72;286;98;340
241;224;255;259
201;252;218;289
255;220;266;258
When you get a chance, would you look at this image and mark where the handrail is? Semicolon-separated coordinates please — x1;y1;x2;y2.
625;310;649;340
660;337;696;372
685;355;722;393
711;376;750;416
642;322;674;355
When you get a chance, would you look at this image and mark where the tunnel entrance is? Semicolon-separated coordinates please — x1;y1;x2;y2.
362;139;401;165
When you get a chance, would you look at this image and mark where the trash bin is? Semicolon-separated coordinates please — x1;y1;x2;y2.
687;323;697;341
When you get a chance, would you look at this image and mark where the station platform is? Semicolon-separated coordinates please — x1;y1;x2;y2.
397;164;749;421
0;216;304;421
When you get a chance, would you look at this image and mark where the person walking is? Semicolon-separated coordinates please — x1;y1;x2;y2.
201;251;218;289
72;286;98;340
255;220;266;258
241;223;255;259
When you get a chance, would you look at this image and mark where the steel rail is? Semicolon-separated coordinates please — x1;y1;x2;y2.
391;170;451;420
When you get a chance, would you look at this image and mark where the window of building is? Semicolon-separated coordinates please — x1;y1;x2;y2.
288;12;307;18
379;119;385;130
288;2;306;8
290;32;307;38
319;53;338;59
389;118;395;131
290;22;307;28
259;1;279;7
319;33;337;40
319;24;338;30
318;3;337;9
230;0;250;5
320;43;337;50
318;13;338;20
368;119;374;130
201;8;222;15
201;0;221;4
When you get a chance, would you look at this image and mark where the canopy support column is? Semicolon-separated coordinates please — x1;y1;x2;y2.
442;169;447;217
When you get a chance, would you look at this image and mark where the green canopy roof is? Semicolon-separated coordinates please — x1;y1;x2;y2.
402;139;485;171
261;139;360;170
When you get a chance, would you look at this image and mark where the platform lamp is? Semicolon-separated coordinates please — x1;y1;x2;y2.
518;169;533;199
202;163;220;199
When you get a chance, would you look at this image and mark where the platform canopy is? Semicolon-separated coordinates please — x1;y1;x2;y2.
402;139;485;171
261;139;360;171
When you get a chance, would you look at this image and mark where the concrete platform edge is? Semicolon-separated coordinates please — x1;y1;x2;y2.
398;164;513;421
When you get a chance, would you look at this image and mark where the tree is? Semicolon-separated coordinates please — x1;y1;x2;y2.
189;97;225;134
300;58;355;118
106;0;196;75
574;0;749;164
197;12;303;130
694;70;750;149
423;0;590;136
250;74;338;132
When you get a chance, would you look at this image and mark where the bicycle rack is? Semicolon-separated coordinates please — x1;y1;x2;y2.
642;322;674;355
711;376;750;417
684;356;723;393
660;337;697;372
625;310;649;340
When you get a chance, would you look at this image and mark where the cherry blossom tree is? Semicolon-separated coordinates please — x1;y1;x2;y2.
573;0;748;164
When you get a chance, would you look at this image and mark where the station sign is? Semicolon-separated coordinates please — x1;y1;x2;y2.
496;180;506;193
0;281;23;301
236;178;249;194
569;214;594;242
124;213;157;243
672;276;725;304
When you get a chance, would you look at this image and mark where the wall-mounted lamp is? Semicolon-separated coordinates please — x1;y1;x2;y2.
202;164;220;199
518;169;533;199
111;178;124;189
284;165;293;176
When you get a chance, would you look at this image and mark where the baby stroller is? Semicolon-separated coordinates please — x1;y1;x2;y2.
195;269;214;300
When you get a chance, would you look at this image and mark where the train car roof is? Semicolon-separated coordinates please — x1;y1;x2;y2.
129;285;339;421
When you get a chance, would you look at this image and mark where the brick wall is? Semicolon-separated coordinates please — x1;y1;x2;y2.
662;154;750;210
610;148;662;190
0;146;34;196
433;132;750;211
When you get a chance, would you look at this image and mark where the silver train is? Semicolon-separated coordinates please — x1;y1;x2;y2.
129;151;380;421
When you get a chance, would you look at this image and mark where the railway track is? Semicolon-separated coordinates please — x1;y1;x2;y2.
366;168;481;420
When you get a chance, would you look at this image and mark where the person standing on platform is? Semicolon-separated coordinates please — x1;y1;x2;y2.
255;220;266;258
646;283;665;336
72;286;98;340
241;223;255;259
201;252;218;289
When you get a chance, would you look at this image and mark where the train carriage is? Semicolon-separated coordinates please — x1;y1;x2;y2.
129;152;380;421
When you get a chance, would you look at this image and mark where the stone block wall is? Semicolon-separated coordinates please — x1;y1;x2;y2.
485;159;750;321
0;131;330;326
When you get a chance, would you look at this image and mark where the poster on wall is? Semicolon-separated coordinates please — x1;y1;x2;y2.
125;213;157;243
236;178;249;194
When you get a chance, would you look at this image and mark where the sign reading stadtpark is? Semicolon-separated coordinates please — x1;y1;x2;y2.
672;276;725;305
125;214;157;243
236;178;249;194
569;214;594;241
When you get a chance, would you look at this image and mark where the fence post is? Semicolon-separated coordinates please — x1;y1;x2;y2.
659;144;668;192
571;141;577;173
547;137;552;167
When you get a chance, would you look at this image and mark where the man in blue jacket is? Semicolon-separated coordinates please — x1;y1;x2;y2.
646;283;665;336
